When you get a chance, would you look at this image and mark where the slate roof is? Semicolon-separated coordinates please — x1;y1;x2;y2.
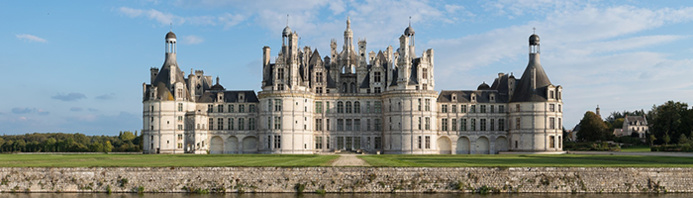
436;90;508;103
197;90;259;103
510;54;552;102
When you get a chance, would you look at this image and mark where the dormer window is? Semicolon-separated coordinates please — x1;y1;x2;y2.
451;94;457;102
550;90;555;99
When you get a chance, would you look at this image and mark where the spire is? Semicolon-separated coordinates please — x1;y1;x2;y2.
216;76;220;85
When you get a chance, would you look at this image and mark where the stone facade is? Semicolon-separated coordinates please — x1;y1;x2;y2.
0;167;688;193
142;19;564;154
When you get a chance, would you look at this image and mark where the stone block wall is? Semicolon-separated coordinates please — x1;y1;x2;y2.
0;167;689;193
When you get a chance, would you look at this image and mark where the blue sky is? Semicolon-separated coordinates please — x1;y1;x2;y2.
1;0;693;135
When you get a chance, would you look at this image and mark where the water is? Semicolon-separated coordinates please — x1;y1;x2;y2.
0;194;689;198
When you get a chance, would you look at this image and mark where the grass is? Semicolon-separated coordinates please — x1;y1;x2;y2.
359;154;693;167
0;154;338;167
620;145;651;152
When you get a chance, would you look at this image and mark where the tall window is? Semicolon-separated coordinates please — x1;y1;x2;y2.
337;102;344;113
354;119;361;131
218;105;224;113
425;136;431;149
558;104;562;112
480;105;486;113
418;117;422;130
316;119;323;131
374;119;382;130
354;101;360;113
471;105;476;113
367;119;372;131
550;117;556;129
346;119;352;131
417;99;422;111
499;105;505;113
452;119;457;131
441;118;448;131
239;104;245;113
374;137;381;149
490;119;495;131
316;72;323;82
549;136;555;148
366;101;371;113
471;119;476;131
374;72;381;82
316;102;323;113
249;104;256;112
274;116;281;130
274;99;282;111
417;136;422;149
425;117;431;130
346;102;352;113
238;118;245;130
209;118;213;130
208;104;213;113
273;135;281;149
425;99;431;111
550;104;555;112
516;117;521;129
461;119;467;131
499;119;505;131
451;105;457;113
249;118;255;130
178;103;183;112
315;136;323;149
337;119;344;131
277;68;284;80
228;105;234;112
422;68;428;79
490;105;494;113
441;105;448;113
558;118;562;129
461;105;467;113
374;101;382;113
516;104;521;112
326;102;330;113
480;119;486;131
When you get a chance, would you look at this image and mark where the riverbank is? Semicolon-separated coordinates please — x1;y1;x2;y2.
0;167;688;193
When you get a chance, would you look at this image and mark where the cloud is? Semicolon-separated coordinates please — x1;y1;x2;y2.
118;7;182;25
70;107;83;112
218;13;246;28
11;107;49;115
118;7;245;28
95;93;116;100
51;92;87;101
16;34;47;43
181;35;204;45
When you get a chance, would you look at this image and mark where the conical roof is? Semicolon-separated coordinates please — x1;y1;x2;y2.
510;53;552;102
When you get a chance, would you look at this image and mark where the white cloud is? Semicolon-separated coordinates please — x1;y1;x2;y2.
15;34;47;43
119;7;181;25
218;13;246;29
182;35;204;45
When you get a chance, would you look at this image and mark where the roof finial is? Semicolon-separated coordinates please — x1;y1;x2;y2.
286;14;289;27
347;16;351;29
170;23;173;31
216;76;220;84
533;27;536;34
409;16;412;27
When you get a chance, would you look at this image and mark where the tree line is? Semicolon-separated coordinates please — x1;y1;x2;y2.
576;100;693;147
0;131;142;153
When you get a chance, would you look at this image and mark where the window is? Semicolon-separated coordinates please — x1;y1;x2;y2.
249;118;255;130
417;136;422;149
274;99;282;111
549;117;555;129
461;105;467;113
209;118;213;130
177;124;183;130
374;87;381;93
315;102;323;113
374;137;381;149
315;136;323;149
218;105;224;113
452;119;458;131
480;119;486;131
337;137;344;149
277;68;284;80
267;100;272;112
516;104;521;112
461;119;467;131
558;104;562;112
316;87;323;94
208;104;213;113
177;116;183;122
337;102;344;113
549;136;555;148
422;68;428;79
239;104;245;113
354;101;360;113
273;135;281;149
490;105;495;113
249;104;256;112
418;117;422;130
316;119;323;131
326;102;330;113
559;136;562;148
326;136;331;149
471;119;476;131
499;119;505;131
374;101;382;113
549;104;555;112
354;119;361;131
425;99;431;111
425;136;431;149
178;134;183;140
228;105;234;112
178;103;183;112
375;119;382;130
425;117;431;130
316;72;323;82
238;118;244;130
558;118;562;129
441;118;448;131
516;117;521;129
346;119;352;131
480;105;486;113
229;118;234;130
442;105;448;113
499;105;505;113
217;118;223;130
452;105;457;113
366;101;371;113
374;72;381;82
417;99;422;111
177;143;183;149
274;116;281;130
337;119;344;131
470;105;476;113
550;90;555;99
346;102;352;113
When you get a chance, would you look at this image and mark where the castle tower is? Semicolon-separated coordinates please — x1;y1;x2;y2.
508;32;563;152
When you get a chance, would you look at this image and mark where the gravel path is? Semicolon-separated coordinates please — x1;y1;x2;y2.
331;154;370;166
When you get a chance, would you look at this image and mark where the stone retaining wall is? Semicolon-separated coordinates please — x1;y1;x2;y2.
0;167;690;193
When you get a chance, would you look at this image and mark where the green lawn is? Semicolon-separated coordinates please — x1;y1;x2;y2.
0;154;339;167
359;154;693;167
620;145;651;152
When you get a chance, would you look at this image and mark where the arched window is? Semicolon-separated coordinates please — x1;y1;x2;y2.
346;102;352;113
337;102;344;113
354;101;360;113
350;83;356;93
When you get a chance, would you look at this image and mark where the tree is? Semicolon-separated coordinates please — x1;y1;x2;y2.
104;141;113;153
119;131;136;142
577;111;609;142
649;101;692;145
